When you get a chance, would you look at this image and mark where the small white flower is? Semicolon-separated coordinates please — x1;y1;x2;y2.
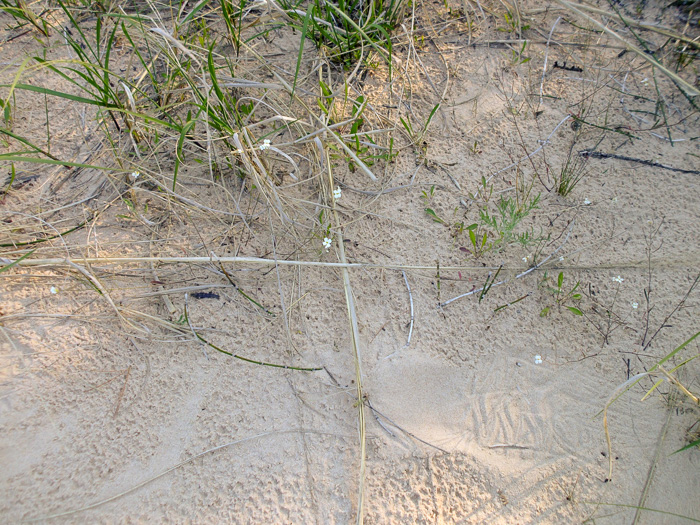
631;302;638;309
534;354;543;364
612;275;624;283
522;256;528;264
612;196;618;203
259;139;271;151
129;171;140;182
333;187;342;200
641;78;649;85
322;237;332;251
559;256;565;262
583;198;591;205
50;286;59;294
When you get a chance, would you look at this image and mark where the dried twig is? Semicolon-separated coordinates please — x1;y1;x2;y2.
402;271;414;348
580;150;700;175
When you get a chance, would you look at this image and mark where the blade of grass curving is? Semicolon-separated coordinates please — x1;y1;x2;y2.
0;128;60;161
0;213;98;247
180;0;213;26
0;249;36;273
183;300;321;370
7;82;117;108
0;153;118;170
3;83;178;129
216;260;275;316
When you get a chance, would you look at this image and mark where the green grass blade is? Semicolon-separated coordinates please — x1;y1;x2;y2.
0;249;36;274
180;0;213;25
0;128;60;161
0;153;118;170
7;83;116;108
672;438;700;455
292;6;312;100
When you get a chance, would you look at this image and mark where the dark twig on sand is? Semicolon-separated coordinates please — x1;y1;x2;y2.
579;150;700;175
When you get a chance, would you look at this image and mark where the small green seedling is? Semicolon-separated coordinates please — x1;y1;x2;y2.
421;185;447;225
540;271;582;316
459;223;491;258
510;41;531;65
400;104;440;144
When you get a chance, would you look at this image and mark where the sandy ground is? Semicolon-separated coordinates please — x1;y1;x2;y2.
1;0;700;523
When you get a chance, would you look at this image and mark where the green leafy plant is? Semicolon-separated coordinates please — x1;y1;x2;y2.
539;271;582;317
459;223;491;258
497;8;530;35
479;193;541;252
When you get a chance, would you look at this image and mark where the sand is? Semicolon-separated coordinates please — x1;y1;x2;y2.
1;0;699;523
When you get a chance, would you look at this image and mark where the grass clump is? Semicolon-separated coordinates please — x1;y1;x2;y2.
279;0;406;68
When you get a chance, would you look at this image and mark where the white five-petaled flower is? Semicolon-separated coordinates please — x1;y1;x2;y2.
522;256;528;264
632;302;638;309
584;198;591;205
534;354;543;364
559;256;565;262
333;187;342;200
322;237;332;251
129;171;140;182
259;139;271;151
50;286;59;294
612;275;624;283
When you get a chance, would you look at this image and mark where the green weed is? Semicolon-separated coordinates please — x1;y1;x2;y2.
539;271;582;317
479;193;542;252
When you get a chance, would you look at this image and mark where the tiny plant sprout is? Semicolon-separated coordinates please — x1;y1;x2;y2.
333;187;342;200
322;237;332;251
534;354;543;364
